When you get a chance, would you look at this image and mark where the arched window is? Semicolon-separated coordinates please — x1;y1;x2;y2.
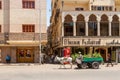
111;15;119;36
64;15;73;36
88;14;97;36
100;14;109;36
76;14;85;36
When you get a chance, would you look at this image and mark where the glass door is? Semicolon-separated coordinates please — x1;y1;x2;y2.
17;48;34;63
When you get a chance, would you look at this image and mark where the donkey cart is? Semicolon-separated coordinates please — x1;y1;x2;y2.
76;57;103;69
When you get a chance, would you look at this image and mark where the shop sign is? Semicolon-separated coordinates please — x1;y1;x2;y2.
63;38;120;46
106;39;120;46
63;38;101;46
82;39;101;45
64;39;80;45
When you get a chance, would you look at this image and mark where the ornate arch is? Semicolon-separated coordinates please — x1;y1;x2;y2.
76;14;85;22
111;15;119;36
88;14;97;36
101;14;108;21
100;14;109;36
64;14;73;36
64;14;73;22
76;14;85;36
89;14;97;21
112;15;119;22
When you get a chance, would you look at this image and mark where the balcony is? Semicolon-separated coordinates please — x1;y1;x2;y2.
62;11;120;18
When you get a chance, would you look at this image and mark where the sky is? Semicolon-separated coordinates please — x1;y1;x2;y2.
47;0;51;27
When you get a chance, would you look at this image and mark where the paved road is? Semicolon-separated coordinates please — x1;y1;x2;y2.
0;63;120;80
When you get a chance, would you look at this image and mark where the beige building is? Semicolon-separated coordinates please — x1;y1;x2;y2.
50;0;120;62
0;0;47;63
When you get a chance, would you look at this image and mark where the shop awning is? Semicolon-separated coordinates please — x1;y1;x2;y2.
6;40;47;46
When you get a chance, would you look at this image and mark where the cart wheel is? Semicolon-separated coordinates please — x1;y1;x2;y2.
81;63;87;69
77;64;81;68
92;62;99;69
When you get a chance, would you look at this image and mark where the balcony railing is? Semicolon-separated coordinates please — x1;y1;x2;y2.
62;11;120;16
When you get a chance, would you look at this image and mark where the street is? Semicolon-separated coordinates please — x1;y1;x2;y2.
0;63;120;80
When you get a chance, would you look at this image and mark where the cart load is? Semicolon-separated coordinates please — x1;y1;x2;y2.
83;57;103;63
76;52;103;69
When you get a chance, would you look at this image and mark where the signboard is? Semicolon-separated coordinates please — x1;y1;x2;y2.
63;37;120;46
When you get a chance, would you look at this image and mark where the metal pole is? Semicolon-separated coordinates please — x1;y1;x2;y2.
39;0;41;64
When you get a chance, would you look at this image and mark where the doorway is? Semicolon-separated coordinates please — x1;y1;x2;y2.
96;48;106;61
17;48;34;63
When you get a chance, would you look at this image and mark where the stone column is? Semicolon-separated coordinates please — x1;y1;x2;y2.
73;16;76;36
85;17;89;36
109;21;112;36
109;16;112;36
97;17;101;36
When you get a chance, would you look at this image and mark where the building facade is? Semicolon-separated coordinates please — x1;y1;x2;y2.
0;0;47;63
50;0;120;63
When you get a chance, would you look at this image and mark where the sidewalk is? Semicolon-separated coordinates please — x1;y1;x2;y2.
0;62;119;66
0;63;41;66
100;63;120;70
0;63;120;71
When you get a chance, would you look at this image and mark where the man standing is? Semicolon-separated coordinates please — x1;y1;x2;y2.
106;53;113;67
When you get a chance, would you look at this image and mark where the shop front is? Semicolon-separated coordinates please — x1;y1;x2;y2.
62;37;120;62
0;41;40;63
17;48;34;63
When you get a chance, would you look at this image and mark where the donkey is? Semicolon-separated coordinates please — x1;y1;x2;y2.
54;56;73;69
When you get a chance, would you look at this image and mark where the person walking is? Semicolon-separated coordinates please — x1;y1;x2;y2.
106;53;113;67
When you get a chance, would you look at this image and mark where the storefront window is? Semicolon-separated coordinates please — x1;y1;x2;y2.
19;50;24;57
26;50;31;57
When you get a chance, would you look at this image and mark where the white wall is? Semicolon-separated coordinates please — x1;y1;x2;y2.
40;0;47;33
9;0;40;33
90;0;114;6
1;0;47;33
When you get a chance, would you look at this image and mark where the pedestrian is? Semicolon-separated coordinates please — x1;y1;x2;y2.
106;53;113;67
40;53;44;64
51;54;54;63
64;47;71;58
79;52;83;60
6;54;11;63
61;48;64;57
78;52;83;64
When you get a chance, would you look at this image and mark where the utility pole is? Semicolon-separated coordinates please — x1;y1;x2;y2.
39;0;41;64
